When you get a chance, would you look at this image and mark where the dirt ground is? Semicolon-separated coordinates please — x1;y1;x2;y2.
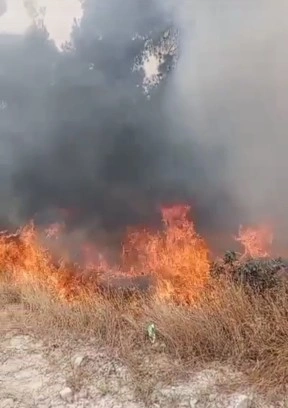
0;305;285;408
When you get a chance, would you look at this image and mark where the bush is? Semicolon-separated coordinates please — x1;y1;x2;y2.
211;251;288;292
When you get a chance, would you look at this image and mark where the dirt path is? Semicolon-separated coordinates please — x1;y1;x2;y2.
0;307;142;408
0;306;280;408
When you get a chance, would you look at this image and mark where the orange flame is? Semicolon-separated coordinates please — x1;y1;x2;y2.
122;205;210;303
0;223;78;300
0;204;277;304
235;225;273;259
82;242;111;272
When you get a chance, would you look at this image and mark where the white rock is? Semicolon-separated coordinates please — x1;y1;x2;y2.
230;394;252;408
189;397;199;407
59;386;74;403
71;354;86;369
8;335;31;350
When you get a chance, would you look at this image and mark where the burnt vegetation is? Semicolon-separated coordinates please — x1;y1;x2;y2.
211;250;288;292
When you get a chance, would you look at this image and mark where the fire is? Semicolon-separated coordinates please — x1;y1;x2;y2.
122;205;210;303
0;204;277;304
82;243;110;272
235;225;273;259
161;204;191;227
45;222;65;239
0;224;77;300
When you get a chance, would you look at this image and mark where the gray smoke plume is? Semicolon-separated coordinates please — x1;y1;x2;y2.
168;0;288;248
0;0;287;252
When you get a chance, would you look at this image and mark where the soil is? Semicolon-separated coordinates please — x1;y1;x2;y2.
0;306;281;408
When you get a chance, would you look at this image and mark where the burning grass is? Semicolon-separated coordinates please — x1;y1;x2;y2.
0;205;288;396
0;205;211;303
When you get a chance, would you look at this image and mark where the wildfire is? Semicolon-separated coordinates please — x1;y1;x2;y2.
122;205;210;303
235;225;273;259
0;204;276;304
82;243;111;272
45;222;65;239
0;224;77;300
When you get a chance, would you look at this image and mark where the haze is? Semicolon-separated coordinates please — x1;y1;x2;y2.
0;0;82;49
1;0;288;252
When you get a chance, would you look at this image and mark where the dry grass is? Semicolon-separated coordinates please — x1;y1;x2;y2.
1;273;288;398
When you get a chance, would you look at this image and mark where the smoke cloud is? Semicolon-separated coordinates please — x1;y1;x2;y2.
0;0;288;251
168;0;288;245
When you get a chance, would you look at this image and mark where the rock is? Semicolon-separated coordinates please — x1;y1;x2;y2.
8;335;31;350
189;397;199;407
59;386;74;403
71;354;86;369
230;394;252;408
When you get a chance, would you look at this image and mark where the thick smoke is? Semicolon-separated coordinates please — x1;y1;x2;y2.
0;0;287;251
168;0;288;247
